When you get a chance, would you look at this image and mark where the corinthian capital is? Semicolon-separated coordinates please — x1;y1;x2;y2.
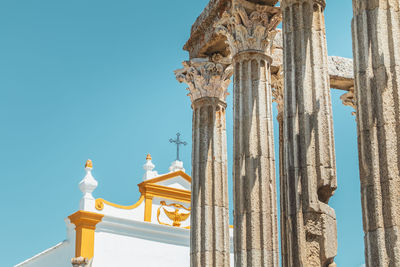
214;0;281;56
174;54;233;103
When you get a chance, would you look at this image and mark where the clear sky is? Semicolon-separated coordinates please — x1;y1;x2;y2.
0;0;362;266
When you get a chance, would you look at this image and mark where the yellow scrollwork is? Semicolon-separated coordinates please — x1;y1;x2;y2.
95;196;145;211
157;201;191;227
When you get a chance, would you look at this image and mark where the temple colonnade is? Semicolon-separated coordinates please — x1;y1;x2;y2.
175;0;400;266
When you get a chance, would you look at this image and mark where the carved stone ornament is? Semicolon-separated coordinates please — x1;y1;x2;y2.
174;54;233;103
71;257;92;267
271;67;284;120
214;0;282;56
340;87;356;115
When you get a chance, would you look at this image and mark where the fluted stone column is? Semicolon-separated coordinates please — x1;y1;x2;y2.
352;1;400;266
215;1;281;265
281;0;338;266
271;71;289;267
175;56;232;267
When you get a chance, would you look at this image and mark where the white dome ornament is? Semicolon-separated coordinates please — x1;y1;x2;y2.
169;160;185;173
143;154;158;181
79;159;98;211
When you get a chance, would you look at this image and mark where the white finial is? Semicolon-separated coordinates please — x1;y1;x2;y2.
143;154;158;180
169;160;185;173
79;159;98;211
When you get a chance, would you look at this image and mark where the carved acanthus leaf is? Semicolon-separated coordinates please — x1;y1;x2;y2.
214;1;282;55
340;87;356;116
174;55;233;103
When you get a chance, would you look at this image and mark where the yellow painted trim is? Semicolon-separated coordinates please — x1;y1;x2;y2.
93;171;191;225
68;211;104;259
141;171;191;184
95;195;145;211
95;171;190;212
144;196;153;222
156;201;191;227
139;183;191;203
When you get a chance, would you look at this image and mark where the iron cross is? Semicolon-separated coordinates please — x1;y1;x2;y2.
169;133;187;161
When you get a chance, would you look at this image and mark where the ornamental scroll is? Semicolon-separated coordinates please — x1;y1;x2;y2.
157;201;191;228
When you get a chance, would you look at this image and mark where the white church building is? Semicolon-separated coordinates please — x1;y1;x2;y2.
15;155;234;267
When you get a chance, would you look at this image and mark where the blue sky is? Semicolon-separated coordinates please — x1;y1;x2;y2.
0;0;363;266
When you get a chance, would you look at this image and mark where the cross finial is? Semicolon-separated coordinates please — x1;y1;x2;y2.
169;133;187;161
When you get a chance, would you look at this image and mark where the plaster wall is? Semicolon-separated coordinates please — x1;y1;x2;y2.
92;231;189;267
15;220;75;267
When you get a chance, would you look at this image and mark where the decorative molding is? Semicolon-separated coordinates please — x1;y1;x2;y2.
340;86;356;116
140;170;191;184
95;196;145;211
175;54;233;103
156;201;191;227
214;0;282;55
139;183;191;204
68;211;104;260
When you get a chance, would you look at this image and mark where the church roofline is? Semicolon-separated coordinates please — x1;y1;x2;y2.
140;170;191;185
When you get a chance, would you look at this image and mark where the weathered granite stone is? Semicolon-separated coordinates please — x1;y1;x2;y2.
328;56;354;90
271;30;354;91
184;1;355;91
280;0;338;266
175;56;231;267
352;1;400;266
184;0;279;59
215;0;280;265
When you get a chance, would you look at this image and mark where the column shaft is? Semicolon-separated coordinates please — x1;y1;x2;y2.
191;97;230;267
281;0;338;266
272;71;288;267
352;1;400;266
214;2;281;265
233;52;279;266
278;116;290;267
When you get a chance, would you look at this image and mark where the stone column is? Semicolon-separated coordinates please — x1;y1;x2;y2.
280;0;338;266
215;1;281;265
352;1;400;266
175;55;232;267
271;70;289;267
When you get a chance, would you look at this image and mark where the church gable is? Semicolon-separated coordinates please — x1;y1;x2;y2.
141;170;191;191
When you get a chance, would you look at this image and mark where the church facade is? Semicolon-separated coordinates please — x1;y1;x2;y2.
15;157;234;267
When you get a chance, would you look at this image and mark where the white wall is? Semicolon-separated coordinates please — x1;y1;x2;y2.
14;220;75;267
92;232;189;267
15;241;74;267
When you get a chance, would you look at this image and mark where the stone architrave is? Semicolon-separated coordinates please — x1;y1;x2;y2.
280;0;338;266
175;55;233;267
215;1;281;265
352;1;400;266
